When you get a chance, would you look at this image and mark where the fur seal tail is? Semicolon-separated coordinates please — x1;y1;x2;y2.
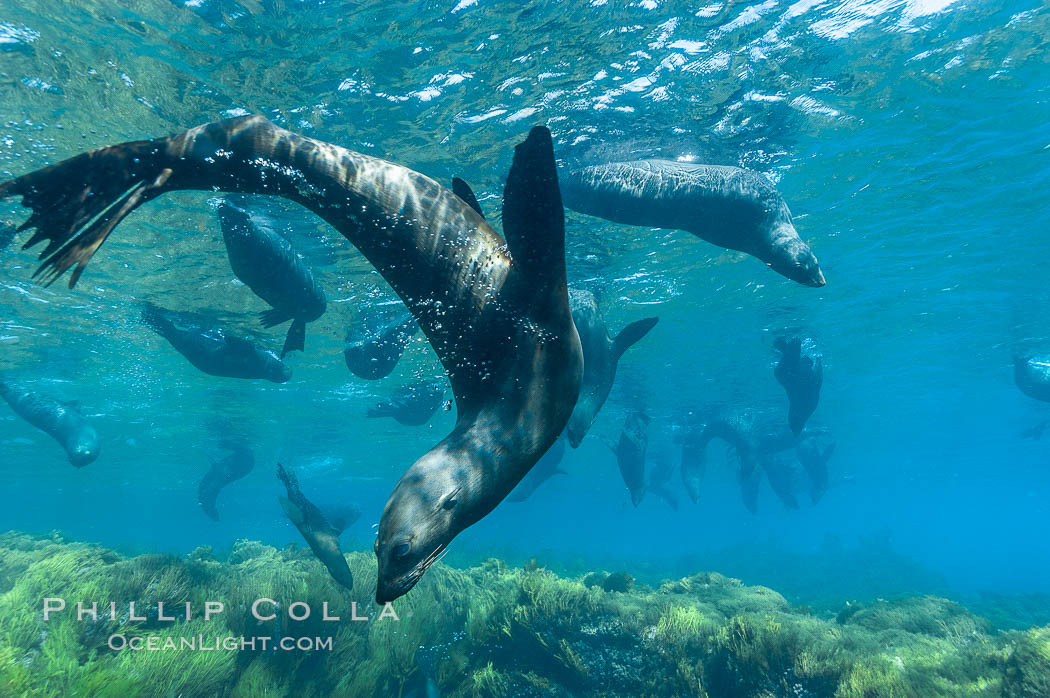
611;317;659;359
0;138;173;287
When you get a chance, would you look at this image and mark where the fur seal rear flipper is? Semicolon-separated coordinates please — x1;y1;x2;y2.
276;463;354;590
0;378;99;467
561;160;825;287
566;288;658;448
0;116;581;603
218;197;326;358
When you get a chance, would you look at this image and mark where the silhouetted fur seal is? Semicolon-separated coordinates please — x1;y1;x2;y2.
366;380;445;426
612;411;650;507
344;313;419;380
141;302;291;383
565;289;657;448
277;463;355;590
218;196;326;358
198;439;255;521
774;336;823;435
0;378;99;467
561;160;825;287
0;116;582;603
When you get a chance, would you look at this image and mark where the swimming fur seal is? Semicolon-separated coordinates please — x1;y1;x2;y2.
773;336;823;435
679;410;757;504
612;411;650;507
561;159;825;287
366;380;445;426
565;289;658;448
141;302;291;383
198;438;255;521
508;433;567;502
795;432;834;504
344;312;419;380
0;378;99;467
276;463;355;590
647;453;679;511
1015;354;1050;403
218;196;326;358
0;116;582;604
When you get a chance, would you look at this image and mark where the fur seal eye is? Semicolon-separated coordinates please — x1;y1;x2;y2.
393;542;411;559
442;497;458;511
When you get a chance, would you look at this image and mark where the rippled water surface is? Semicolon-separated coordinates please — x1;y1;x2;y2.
1;0;1049;608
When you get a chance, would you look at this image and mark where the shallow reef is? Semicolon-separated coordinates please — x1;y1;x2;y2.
0;531;1047;697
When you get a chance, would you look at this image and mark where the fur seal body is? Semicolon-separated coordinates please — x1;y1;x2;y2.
218;196;326;358
366;380;445;426
344;313;419;380
1;116;582;603
0;379;99;467
561;159;825;287
276;463;355;590
612;411;650;507
1015;354;1050;403
795;433;834;504
774;336;823;435
141;302;291;383
198;439;255;521
565;289;658;448
679;411;756;504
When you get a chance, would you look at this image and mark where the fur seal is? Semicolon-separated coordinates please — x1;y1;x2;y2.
198;438;255;521
507;433;567;502
0;378;99;467
561;160;825;287
774;336;823;435
0;116;582;603
679;411;757;504
612;411;650;507
344;312;420;380
276;463;355;590
218;196;326;358
647;453;679;511
759;451;800;510
366;380;446;426
141;302;291;383
565;289;658;448
795;433;834;504
1015;354;1050;403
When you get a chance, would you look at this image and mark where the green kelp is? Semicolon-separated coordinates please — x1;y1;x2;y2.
0;531;1046;697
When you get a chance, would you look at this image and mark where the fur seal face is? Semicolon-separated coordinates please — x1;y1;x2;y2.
767;219;824;288
64;423;100;467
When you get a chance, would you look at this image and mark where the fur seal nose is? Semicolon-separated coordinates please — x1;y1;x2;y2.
813;269;827;287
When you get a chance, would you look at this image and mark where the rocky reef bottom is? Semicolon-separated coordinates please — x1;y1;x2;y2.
0;531;1047;697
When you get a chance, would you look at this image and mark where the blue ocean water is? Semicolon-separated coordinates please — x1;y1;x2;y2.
0;0;1048;618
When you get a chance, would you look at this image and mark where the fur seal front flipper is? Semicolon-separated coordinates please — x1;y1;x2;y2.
276;463;354;590
0;116;582;603
0;378;99;467
451;177;485;218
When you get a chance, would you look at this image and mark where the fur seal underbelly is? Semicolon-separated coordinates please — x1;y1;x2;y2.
561;159;825;287
0;115;583;604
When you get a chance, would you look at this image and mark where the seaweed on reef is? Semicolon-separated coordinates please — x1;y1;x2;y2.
0;530;1040;697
